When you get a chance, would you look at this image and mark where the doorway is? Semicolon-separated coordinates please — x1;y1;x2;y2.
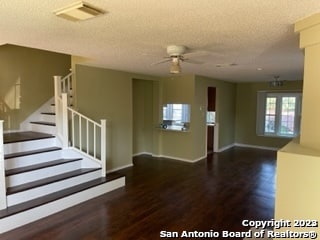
207;87;216;154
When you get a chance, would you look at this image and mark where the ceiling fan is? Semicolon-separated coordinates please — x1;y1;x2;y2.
151;45;204;74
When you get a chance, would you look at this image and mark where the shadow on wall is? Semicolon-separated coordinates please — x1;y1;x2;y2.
0;77;21;130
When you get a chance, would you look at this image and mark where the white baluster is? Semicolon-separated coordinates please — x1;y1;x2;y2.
61;93;69;148
86;120;89;155
54;76;62;142
94;125;97;159
72;111;75;147
101;119;106;177
0;120;7;209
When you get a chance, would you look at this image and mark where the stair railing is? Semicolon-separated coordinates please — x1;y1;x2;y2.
68;107;107;176
0;120;7;209
54;75;106;177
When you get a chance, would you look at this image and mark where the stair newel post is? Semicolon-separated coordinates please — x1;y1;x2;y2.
101;119;106;177
0;120;7;210
61;93;69;149
54;76;62;139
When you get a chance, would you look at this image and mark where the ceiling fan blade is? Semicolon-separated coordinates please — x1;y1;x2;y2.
183;58;204;64
151;58;171;66
183;50;210;58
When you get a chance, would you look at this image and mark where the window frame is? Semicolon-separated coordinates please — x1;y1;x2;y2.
163;104;190;124
256;91;302;138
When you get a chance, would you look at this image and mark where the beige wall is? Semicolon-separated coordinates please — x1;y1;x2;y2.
0;44;70;130
299;44;320;149
275;140;320;235
159;75;197;160
132;79;155;155
195;75;237;151
75;64;158;171
235;81;303;149
85;70;238;164
275;13;320;237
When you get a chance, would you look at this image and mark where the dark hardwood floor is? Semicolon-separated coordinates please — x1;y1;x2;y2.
0;147;276;240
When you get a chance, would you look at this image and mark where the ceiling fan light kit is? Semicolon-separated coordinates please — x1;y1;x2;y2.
269;76;284;87
151;45;207;74
170;57;181;74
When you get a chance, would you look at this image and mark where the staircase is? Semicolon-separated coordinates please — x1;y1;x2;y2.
0;73;125;233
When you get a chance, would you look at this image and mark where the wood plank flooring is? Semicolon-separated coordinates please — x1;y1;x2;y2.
0;147;276;240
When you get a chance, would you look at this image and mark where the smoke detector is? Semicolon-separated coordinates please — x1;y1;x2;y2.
54;1;106;21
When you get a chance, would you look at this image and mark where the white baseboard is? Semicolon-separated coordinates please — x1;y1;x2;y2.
133;152;197;163
193;155;207;162
158;155;198;163
107;163;134;173
218;143;235;152
152;154;206;163
132;143;278;164
217;143;279;152
132;152;152;157
234;143;279;151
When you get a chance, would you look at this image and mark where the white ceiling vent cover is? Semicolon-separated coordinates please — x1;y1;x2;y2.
54;1;106;21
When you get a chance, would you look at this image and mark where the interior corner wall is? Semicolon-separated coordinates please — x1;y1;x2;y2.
195;75;236;151
234;80;303;149
76;65;133;171
132;79;155;155
75;64;159;171
0;44;71;130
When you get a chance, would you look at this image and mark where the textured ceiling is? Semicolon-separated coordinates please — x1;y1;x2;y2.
1;1;320;82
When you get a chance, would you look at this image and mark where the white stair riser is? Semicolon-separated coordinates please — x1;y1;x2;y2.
4;138;57;155
31;124;55;134
5;150;63;170
41;114;55;123
62;149;101;168
7;170;101;206
0;177;125;234
6;160;82;187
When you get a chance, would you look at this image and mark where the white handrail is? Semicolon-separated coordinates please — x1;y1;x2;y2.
68;106;106;177
0;120;7;209
54;75;107;177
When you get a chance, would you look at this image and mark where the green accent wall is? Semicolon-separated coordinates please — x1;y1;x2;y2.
0;44;70;130
133;79;155;155
235;80;303;148
159;75;196;160
75;64;158;170
195;75;237;151
75;64;301;168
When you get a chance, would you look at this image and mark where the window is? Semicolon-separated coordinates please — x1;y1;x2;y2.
257;92;302;137
162;104;190;130
206;111;215;124
163;104;190;123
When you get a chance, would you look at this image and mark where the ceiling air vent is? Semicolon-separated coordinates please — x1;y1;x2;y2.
54;1;106;21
